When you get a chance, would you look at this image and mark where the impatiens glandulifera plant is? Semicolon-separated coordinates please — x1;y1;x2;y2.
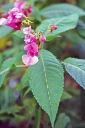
1;1;85;128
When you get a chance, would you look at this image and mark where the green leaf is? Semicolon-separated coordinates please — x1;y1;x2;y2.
61;91;72;101
41;3;85;18
0;88;15;109
31;7;42;22
13;30;24;38
29;50;64;128
78;0;85;9
77;20;85;38
0;58;16;87
2;48;17;57
27;0;37;5
0;105;22;115
0;54;2;67
46;35;60;41
63;58;85;89
0;26;13;39
55;113;70;128
21;70;29;89
36;14;79;38
1;3;14;11
14;50;24;64
65;33;85;44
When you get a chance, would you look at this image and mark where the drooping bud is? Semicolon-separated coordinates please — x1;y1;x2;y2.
39;35;46;43
49;24;57;32
28;6;33;13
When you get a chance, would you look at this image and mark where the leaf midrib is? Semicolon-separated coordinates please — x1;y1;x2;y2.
41;10;75;15
40;51;52;118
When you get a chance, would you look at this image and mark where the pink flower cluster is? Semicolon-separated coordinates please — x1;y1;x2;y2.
22;25;58;66
0;1;33;30
22;26;46;66
22;26;39;66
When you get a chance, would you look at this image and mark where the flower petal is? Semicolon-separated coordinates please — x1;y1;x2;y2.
30;56;39;65
24;44;29;51
23;26;31;34
22;54;38;66
22;54;30;66
0;18;7;25
14;1;26;9
15;12;23;18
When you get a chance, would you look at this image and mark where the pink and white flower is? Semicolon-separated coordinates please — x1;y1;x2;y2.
22;25;47;66
0;1;33;30
22;54;38;66
24;34;37;44
23;27;37;44
23;26;31;35
22;26;39;66
24;42;38;57
0;18;8;25
14;1;26;10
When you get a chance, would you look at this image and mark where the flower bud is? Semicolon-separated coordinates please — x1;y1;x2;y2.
28;6;33;13
49;24;57;32
39;35;46;43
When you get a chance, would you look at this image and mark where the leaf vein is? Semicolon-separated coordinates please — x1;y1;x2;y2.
40;51;52;119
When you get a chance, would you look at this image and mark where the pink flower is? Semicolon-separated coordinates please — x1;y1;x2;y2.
24;42;38;57
28;6;33;13
14;1;26;10
22;27;39;66
15;12;23;18
39;35;46;42
24;35;31;44
22;54;38;66
2;13;9;18
0;1;27;30
23;26;31;34
7;20;21;30
0;18;8;25
22;26;40;66
8;7;19;16
0;9;23;30
24;34;37;44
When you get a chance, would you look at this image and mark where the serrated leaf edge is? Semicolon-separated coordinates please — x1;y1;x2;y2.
64;62;85;89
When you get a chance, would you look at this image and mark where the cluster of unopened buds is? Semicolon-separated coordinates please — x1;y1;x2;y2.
0;0;57;66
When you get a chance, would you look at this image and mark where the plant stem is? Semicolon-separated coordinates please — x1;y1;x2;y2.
80;88;85;120
23;87;31;97
34;107;41;128
5;87;9;108
0;65;27;75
